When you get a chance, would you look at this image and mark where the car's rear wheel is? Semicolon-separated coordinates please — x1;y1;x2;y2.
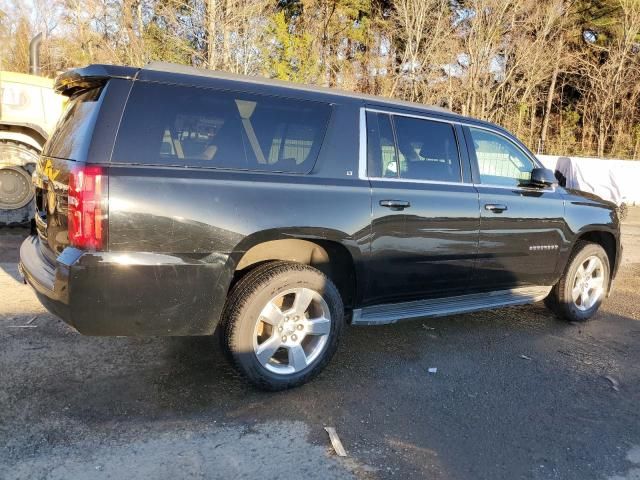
222;261;344;390
546;241;610;322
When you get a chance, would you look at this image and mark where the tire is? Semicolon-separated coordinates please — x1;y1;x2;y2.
0;141;39;226
222;261;344;391
546;241;610;322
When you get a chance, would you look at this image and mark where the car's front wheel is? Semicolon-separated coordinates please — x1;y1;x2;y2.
222;261;344;390
546;241;610;322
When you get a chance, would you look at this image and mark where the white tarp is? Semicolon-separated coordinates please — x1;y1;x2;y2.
537;155;640;206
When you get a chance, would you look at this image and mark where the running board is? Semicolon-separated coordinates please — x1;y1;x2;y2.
351;286;552;326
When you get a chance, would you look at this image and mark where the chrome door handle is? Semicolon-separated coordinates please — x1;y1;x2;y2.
380;200;411;211
484;203;508;213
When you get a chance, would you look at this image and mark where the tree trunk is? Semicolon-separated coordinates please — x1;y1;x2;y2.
222;0;231;71
529;100;537;148
580;102;588;153
207;0;218;69
597;119;606;158
540;61;559;154
137;2;144;63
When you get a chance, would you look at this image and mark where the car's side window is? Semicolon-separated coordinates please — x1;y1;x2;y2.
468;127;535;186
393;116;461;183
112;83;331;173
366;112;398;178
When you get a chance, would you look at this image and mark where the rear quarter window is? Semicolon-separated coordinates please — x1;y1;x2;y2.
111;82;332;173
43;87;104;161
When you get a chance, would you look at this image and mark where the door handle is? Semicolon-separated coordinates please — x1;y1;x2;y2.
380;200;411;211
485;203;508;213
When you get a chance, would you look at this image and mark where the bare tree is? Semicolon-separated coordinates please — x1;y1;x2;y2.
578;0;640;157
3;0;640;159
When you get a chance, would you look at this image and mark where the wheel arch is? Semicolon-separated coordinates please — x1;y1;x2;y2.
228;231;361;309
574;229;619;283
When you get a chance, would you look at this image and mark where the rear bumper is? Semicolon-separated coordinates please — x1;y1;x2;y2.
19;235;74;321
19;235;232;336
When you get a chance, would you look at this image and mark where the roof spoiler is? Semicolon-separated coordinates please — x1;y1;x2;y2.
54;65;139;96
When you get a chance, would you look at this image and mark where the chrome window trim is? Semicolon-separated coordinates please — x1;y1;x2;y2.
366;177;553;192
368;107;542;169
360;107;465;184
364;107;541;165
368;177;475;188
474;183;556;193
365;107;458;125
359;106;549;191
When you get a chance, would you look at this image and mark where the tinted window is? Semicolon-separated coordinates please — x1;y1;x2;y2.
112;83;331;173
366;112;397;177
44;87;104;161
394;116;461;182
469;127;534;186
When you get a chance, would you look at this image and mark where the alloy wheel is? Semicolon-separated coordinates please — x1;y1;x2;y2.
571;255;605;311
252;287;331;375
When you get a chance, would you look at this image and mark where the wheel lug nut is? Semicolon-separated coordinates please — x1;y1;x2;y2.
282;336;287;342
297;324;303;330
285;316;289;321
291;334;297;341
278;326;283;332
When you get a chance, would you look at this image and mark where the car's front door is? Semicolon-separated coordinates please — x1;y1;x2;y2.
363;110;480;305
463;126;565;290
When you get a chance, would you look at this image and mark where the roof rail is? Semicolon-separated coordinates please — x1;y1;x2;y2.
142;61;453;115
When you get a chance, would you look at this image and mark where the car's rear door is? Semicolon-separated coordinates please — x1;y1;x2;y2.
363;109;480;305
462;125;565;289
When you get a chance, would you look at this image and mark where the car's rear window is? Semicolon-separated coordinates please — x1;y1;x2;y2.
43;87;104;161
111;82;331;173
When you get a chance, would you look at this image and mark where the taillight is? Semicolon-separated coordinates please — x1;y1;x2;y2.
68;165;108;250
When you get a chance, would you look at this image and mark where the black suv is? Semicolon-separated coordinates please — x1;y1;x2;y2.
20;63;621;390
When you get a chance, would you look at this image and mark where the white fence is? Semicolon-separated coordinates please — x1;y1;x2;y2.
537;154;640;206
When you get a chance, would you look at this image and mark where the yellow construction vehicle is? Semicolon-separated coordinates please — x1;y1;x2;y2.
0;34;65;224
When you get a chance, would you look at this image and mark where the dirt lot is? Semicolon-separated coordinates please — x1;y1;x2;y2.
1;211;639;480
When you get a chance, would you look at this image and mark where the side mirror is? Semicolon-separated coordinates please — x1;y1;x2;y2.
528;167;557;188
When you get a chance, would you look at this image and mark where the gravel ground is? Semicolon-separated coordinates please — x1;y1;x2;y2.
1;210;639;480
